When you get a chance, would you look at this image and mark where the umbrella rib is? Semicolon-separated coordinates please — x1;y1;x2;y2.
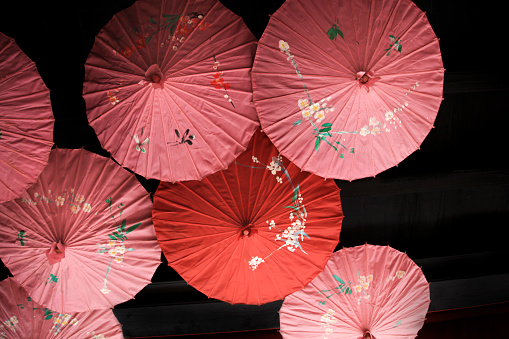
376;38;441;75
0;36;14;54
160;88;205;179
152;89;174;180
0;88;49;105
370;7;428;71
99;88;151;156
93;34;146;75
0;128;54;146
160;0;215;70
365;0;404;70
0;62;34;86
177;180;241;225
113;13;151;70
163;85;251;168
217;169;245;223
168;39;254;77
271;3;356;74
166;82;258;124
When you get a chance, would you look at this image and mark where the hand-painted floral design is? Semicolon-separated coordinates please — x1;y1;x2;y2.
106;88;120;105
360;116;389;136
168;128;195;146
320;309;337;339
389;270;406;281
318;275;353;305
50;313;79;334
16;230;27;246
239;155;309;270
97;197;140;294
31;189;92;215
353;273;373;304
326;17;344;40
210;56;234;107
160;12;211;50
384;35;402;56
1;316;18;333
279;40;359;155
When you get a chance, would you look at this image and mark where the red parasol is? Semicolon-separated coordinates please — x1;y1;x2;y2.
153;129;343;304
252;0;444;180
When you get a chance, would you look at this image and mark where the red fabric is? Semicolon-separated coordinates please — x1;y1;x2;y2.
153;129;343;304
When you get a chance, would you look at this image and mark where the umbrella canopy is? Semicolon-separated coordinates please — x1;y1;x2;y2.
0;277;124;338
279;244;430;339
153;129;343;305
0;32;54;203
252;0;444;180
0;148;161;313
83;0;259;182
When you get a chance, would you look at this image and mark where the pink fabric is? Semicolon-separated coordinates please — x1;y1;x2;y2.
0;277;124;338
153;129;343;304
279;244;430;339
83;0;259;183
0;32;54;203
45;242;66;265
252;0;444;180
0;148;161;313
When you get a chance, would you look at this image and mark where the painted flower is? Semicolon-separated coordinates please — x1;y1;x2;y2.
314;111;325;123
385;111;394;121
396;270;406;279
301;109;312;119
362;282;370;290
134;134;149;153
121;46;133;58
107;240;116;247
115;245;126;255
135;35;146;49
83;203;92;212
276;176;283;184
360;126;370;136
354;284;362;292
114;257;123;263
70;318;79;326
298;98;310;109
267;160;281;175
100;287;110;294
107;92;119;105
213;61;220;70
56;196;65;206
108;248;118;257
75;195;85;203
251;156;258;163
248;256;264;270
369;117;379;126
367;275;373;282
10;316;18;324
71;205;80;214
310;102;321;111
279;40;289;52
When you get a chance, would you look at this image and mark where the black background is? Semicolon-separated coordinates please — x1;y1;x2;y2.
1;0;508;337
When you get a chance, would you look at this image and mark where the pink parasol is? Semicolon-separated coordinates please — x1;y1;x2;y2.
0;32;54;203
252;0;444;180
0;148;161;313
83;0;259;182
279;244;430;339
153;129;343;305
0;277;124;338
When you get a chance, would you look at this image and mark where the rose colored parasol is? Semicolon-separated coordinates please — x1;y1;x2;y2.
153;129;343;305
0;277;124;338
279;244;430;339
0;148;161;313
83;0;259;182
0;32;54;203
252;0;444;180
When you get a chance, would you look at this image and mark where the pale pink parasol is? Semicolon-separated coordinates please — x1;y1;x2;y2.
83;0;259;182
279;244;430;339
0;32;54;203
252;0;444;180
0;148;161;313
0;277;124;338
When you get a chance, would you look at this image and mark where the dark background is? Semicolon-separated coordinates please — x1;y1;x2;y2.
1;0;508;337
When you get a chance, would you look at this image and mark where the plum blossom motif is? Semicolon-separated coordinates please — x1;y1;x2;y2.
353;273;373;304
389;270;406;281
320;309;337;339
279;40;358;154
242;155;309;270
97;197;140;293
30;189;92;215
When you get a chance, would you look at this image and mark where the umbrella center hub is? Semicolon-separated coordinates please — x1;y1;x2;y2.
144;64;165;88
359;74;369;84
46;242;66;265
239;223;257;238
